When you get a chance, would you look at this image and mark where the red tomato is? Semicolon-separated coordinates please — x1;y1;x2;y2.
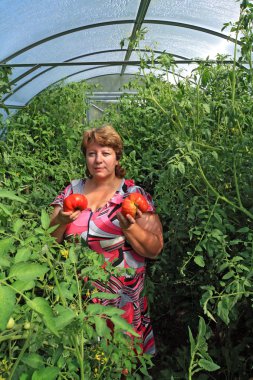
63;193;88;212
121;192;149;218
128;192;149;213
121;198;137;218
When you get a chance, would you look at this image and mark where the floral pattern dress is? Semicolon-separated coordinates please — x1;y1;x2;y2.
51;178;156;354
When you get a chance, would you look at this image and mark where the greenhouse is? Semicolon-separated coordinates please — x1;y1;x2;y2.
0;0;253;379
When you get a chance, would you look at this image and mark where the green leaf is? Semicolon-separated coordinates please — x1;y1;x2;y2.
41;209;50;230
0;254;11;267
222;271;235;280
53;282;74;300
14;247;32;263
86;304;123;316
0;203;12;216
0;286;16;331
198;358;220;371
90;292;119;300
0;189;27;203
93;315;111;337
194;255;205;267
54;306;76;330
188;327;196;356
31;367;60;380
177;162;185;175
198;316;206;338
203;103;210;114
0;237;14;255
19;374;29;380
21;353;44;369
217;297;231;325
12;280;35;292
26;136;35;145
111;315;139;337
12;219;24;233
9;262;49;281
26;297;59;337
237;227;249;233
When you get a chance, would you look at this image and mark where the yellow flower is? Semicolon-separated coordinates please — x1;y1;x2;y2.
60;249;69;258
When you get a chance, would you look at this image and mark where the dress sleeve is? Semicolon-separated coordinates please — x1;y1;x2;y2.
126;185;155;213
50;183;73;208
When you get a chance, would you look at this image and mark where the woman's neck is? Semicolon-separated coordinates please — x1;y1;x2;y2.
86;175;122;189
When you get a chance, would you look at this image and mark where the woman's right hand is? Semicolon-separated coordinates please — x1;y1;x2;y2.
49;205;81;243
55;208;81;225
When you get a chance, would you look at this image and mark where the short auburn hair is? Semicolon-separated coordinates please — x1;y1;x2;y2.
81;124;126;178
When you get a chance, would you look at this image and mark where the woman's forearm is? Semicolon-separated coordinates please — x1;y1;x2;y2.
122;222;163;259
50;215;67;243
50;206;81;244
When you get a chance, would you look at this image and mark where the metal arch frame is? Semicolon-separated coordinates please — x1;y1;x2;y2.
26;63;190;108
5;49;189;85
4;61;195;109
2;50;190;102
2;55;237;105
1;19;238;63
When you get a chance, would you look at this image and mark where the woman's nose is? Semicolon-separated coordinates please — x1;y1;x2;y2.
95;153;102;162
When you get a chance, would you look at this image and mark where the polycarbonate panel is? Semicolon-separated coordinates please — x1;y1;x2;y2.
9;24;133;65
5;66;124;106
87;74;138;92
64;66;124;84
0;0;139;60
141;24;238;60
146;0;240;31
124;64;180;85
10;51;128;89
0;0;243;108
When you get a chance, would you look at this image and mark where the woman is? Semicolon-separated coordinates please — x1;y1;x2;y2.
50;124;163;355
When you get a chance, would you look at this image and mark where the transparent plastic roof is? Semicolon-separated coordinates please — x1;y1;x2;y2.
0;0;241;109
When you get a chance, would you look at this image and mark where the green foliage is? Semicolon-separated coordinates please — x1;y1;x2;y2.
97;3;253;379
0;82;91;213
188;317;220;379
0;201;151;379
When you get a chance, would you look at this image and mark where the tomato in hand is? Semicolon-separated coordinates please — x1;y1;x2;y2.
121;192;149;218
63;193;88;212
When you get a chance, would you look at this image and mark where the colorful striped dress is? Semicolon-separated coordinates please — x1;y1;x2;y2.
51;178;156;354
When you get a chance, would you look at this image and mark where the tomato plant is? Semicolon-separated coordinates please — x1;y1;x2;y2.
63;193;88;212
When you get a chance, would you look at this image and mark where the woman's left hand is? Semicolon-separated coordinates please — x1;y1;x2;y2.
116;210;163;259
116;209;142;230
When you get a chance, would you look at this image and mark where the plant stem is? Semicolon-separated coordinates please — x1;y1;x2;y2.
43;244;67;307
233;157;243;208
180;196;220;274
197;159;253;220
73;263;85;378
8;331;31;379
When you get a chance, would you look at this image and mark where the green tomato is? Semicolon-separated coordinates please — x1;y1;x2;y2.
24;321;31;330
6;317;15;329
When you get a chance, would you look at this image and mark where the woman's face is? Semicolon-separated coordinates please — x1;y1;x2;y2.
85;142;118;179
